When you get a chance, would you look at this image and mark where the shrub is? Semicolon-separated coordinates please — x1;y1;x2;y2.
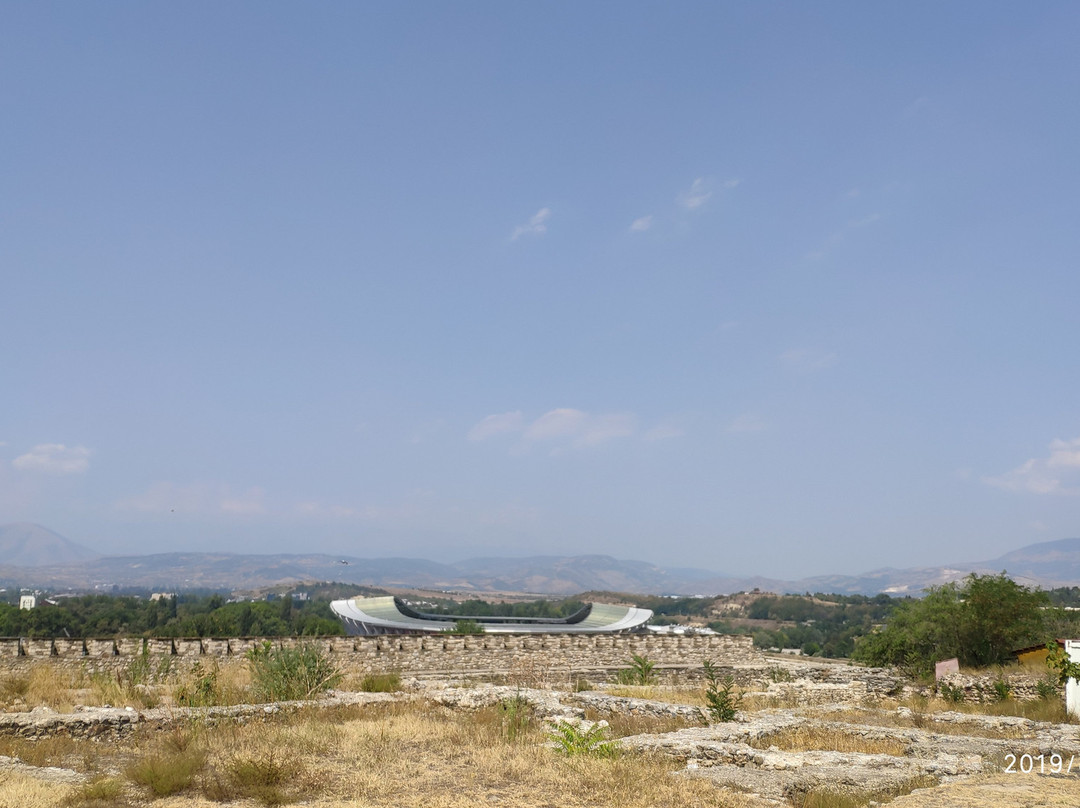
65;776;125;806
548;720;618;758
247;641;342;702
175;661;223;707
1036;675;1059;701
938;681;965;704
702;660;741;722
360;672;401;692
208;749;303;806
766;665;792;683
992;679;1013;702
498;693;535;743
128;748;206;796
447;619;484;635
615;653;657;685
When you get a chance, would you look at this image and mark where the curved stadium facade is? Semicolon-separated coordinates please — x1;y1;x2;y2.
330;596;653;636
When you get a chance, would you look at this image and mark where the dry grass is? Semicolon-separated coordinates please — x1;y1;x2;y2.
794;775;938;808
0;734;103;773
602;684;708;707
583;707;704;737
748;725;910;756
0;697;745;808
803;707;1036;740
0;771;72;808
0;666;82;712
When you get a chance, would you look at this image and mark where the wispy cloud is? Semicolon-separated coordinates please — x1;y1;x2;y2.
678;178;713;210
984;438;1080;495
629;215;654;232
469;407;639;451
510;207;551;241
468;411;524;441
12;443;91;475
779;348;838;374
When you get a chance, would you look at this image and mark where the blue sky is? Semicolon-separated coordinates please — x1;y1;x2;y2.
3;3;1080;579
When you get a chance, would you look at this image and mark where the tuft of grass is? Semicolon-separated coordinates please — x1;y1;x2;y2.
63;776;126;807
127;747;206;797
574;677;594;692
206;748;305;806
247;641;342;702
359;672;401;692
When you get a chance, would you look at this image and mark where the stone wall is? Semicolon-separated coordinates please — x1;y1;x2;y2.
0;633;760;678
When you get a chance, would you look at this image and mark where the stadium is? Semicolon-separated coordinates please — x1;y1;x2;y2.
330;596;653;635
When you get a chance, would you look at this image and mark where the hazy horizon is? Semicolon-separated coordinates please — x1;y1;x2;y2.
4;4;1080;580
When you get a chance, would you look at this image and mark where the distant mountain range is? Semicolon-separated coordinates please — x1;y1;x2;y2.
0;523;99;567
3;522;1080;596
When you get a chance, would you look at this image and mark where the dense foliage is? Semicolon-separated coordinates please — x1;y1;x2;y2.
733;593;896;657
851;573;1052;675
0;593;344;638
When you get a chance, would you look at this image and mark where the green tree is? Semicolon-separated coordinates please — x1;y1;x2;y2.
852;573;1048;676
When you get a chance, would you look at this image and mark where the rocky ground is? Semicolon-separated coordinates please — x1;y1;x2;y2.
1;660;1077;806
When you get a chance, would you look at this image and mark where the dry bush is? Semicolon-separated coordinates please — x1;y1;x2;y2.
750;726;909;756
64;775;129;807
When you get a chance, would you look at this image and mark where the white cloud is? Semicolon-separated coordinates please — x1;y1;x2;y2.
985;438;1080;495
470;407;639;450
468;411;525;441
779;348;838;374
630;215;654;232
523;408;589;442
722;178;741;189
678;178;712;210
575;412;636;446
12;443;91;475
727;414;767;433
116;482;266;515
510;207;551;240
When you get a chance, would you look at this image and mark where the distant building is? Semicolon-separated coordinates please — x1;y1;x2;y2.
150;593;176;601
331;596;652;636
18;595;36;610
1013;640;1063;671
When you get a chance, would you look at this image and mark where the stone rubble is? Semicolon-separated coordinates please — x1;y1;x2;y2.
2;661;1078;805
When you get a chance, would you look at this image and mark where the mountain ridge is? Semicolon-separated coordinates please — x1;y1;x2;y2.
3;523;1080;596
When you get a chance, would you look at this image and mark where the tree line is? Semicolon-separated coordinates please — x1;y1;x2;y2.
0;593;344;638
